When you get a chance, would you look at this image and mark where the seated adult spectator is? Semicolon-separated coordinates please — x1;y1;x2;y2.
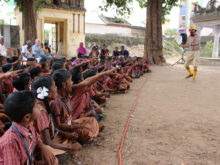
77;42;87;58
120;45;130;59
32;39;52;61
0;36;7;57
44;43;52;55
89;46;99;58
21;40;32;60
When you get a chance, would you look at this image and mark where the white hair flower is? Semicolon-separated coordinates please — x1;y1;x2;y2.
37;86;49;99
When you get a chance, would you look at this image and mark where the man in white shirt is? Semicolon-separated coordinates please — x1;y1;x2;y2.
21;40;32;60
0;36;7;57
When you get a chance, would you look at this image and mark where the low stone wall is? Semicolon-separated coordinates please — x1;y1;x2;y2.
200;57;220;66
85;34;144;48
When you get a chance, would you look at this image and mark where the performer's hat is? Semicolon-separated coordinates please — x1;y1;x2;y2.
189;24;197;31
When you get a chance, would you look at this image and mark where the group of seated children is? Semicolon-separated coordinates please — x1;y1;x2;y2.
0;51;151;164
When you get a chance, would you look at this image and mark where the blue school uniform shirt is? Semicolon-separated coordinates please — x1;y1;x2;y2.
120;50;129;58
113;50;120;57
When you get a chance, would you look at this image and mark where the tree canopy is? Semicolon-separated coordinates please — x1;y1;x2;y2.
13;0;49;11
101;0;179;23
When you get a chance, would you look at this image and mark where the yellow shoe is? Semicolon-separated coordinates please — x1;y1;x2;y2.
193;67;197;80
185;66;192;74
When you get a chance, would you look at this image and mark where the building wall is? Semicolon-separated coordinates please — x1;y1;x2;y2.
179;0;210;33
131;27;145;37
0;25;20;48
16;7;85;57
86;23;132;37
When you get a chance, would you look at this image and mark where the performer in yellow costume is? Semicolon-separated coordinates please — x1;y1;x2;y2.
182;24;200;80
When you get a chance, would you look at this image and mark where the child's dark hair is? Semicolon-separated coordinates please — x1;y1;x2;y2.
13;64;26;71
4;91;36;122
27;58;35;62
83;68;97;79
60;57;66;62
0;56;6;65
39;58;47;64
27;45;32;50
70;57;76;62
2;63;12;73
52;62;64;73
81;63;88;71
52;69;71;90
40;62;48;71
13;72;30;91
70;67;82;84
11;56;19;63
31;76;53;114
29;66;42;79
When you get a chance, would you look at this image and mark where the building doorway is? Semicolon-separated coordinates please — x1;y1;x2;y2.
44;19;66;56
44;23;57;54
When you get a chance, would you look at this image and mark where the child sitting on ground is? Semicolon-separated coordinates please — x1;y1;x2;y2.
31;76;82;154
0;91;58;165
51;69;100;143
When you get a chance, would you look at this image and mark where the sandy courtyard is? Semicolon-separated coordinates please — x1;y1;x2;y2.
62;65;220;165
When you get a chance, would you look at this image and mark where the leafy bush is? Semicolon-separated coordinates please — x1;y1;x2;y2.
164;28;178;37
163;39;183;56
85;34;144;48
200;40;213;58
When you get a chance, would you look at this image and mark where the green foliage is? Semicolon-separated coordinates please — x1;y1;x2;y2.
164;28;178;37
163;39;182;56
35;0;50;10
101;0;179;23
0;19;6;25
200;41;214;58
12;0;49;11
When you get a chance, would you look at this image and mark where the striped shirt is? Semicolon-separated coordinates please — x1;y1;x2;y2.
0;122;41;165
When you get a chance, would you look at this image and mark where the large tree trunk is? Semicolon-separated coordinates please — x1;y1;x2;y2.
144;0;165;64
22;0;37;42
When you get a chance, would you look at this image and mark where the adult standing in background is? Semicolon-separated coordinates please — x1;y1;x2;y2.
0;36;7;57
120;45;130;59
113;47;120;59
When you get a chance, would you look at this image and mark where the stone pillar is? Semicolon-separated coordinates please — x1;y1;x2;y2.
196;24;202;39
212;25;220;58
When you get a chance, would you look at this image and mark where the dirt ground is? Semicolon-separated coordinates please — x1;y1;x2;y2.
62;65;220;165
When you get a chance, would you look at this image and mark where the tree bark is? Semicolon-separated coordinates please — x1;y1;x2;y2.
144;0;165;64
22;0;37;42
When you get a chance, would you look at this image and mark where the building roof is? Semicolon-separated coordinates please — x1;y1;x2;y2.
99;15;131;26
43;3;86;12
85;12;132;26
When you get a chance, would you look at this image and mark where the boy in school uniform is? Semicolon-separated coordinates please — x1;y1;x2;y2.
0;91;57;165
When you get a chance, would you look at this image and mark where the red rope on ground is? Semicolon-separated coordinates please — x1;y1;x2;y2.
118;77;148;165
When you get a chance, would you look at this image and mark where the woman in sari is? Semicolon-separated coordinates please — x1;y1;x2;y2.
77;42;87;58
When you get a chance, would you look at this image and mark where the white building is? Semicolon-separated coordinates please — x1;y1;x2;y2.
85;14;145;37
